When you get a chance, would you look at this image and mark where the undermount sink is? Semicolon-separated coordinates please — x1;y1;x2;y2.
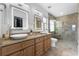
10;34;28;39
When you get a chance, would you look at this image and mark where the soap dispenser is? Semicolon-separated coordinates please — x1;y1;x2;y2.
30;29;33;35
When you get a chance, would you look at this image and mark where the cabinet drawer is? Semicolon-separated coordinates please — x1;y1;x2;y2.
2;43;22;56
36;50;44;56
45;35;51;39
35;37;44;43
48;35;51;38
22;39;34;48
44;39;51;52
9;50;23;56
36;42;43;52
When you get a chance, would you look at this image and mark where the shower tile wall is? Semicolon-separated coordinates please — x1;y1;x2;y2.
57;13;78;41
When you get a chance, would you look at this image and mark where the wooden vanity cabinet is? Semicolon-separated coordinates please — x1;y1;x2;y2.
1;39;35;56
0;34;51;56
9;45;35;56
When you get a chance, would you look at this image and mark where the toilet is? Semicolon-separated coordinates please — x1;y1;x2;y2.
51;38;58;47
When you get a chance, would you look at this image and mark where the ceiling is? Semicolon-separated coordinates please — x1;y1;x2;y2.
38;3;78;17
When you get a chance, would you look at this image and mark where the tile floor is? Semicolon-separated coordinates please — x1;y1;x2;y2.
45;40;78;56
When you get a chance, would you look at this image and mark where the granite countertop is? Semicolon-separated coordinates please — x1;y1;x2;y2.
0;33;51;47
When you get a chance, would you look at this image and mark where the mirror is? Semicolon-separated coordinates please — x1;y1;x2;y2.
34;15;42;30
11;7;28;30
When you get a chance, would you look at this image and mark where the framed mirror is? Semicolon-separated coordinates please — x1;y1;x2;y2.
34;15;42;30
11;7;28;30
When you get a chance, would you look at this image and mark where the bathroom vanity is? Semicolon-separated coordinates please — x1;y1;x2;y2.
0;33;51;56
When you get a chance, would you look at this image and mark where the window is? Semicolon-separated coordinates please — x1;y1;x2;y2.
50;20;55;32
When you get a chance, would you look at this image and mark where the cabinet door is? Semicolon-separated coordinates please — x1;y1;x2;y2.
44;39;48;52
35;41;44;56
47;39;51;49
23;45;34;56
44;37;51;52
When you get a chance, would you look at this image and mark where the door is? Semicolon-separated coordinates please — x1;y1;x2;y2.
23;45;34;56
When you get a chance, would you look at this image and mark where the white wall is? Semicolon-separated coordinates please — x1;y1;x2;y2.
0;4;5;37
